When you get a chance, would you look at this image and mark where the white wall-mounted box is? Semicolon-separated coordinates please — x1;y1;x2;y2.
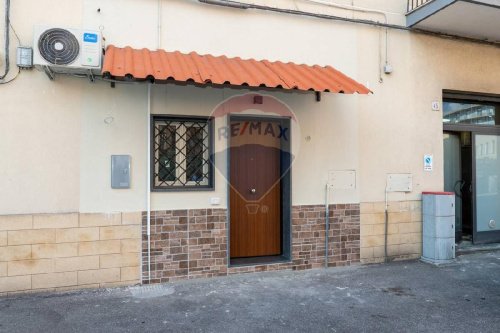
328;170;356;190
386;174;413;192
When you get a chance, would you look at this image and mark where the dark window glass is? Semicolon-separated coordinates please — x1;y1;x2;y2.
153;117;213;190
443;101;497;126
158;125;176;182
186;127;204;182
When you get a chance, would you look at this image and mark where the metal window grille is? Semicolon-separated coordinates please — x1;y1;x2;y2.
152;116;214;190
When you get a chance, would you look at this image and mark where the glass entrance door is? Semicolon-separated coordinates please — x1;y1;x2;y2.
443;133;462;241
473;134;500;243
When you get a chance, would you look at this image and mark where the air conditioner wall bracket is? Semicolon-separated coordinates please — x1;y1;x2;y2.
42;65;55;80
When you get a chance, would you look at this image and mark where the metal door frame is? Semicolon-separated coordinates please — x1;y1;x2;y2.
443;131;463;241
227;114;292;265
443;126;500;244
443;91;500;244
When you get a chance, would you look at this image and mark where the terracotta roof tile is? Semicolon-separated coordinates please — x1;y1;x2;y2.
102;45;370;94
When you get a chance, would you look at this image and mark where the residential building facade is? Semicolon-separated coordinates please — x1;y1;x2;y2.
1;0;499;294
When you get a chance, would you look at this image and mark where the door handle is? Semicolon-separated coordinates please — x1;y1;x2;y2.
250;188;256;194
454;180;465;198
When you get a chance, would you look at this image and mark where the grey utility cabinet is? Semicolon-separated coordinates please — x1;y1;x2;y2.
421;192;456;264
111;155;131;189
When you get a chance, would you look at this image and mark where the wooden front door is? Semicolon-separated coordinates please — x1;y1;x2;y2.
230;118;282;258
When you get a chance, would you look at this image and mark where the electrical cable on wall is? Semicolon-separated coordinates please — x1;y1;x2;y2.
299;0;391;82
0;0;11;81
0;0;23;85
0;21;21;84
197;0;500;48
0;67;18;84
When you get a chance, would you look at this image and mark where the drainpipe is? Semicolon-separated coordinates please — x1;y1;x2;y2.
384;186;389;263
147;83;152;283
157;0;162;49
148;0;160;280
325;183;332;268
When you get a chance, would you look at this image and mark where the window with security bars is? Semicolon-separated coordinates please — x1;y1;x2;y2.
152;116;214;190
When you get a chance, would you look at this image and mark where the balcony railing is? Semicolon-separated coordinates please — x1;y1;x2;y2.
407;0;433;12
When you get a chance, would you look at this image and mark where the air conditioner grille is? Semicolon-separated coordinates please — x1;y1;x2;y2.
38;28;80;65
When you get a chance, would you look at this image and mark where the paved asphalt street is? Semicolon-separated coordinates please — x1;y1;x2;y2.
1;250;500;333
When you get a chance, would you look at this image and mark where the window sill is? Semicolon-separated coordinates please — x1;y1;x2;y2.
151;186;215;192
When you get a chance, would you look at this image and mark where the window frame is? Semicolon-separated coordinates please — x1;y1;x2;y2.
443;91;500;132
151;115;215;192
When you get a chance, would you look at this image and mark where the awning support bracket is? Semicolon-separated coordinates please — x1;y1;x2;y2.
315;91;321;102
87;69;95;83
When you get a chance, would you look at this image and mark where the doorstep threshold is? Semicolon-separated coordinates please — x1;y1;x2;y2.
229;255;290;267
456;242;500;255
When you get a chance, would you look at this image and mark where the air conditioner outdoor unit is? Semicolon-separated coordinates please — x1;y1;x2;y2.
33;26;102;72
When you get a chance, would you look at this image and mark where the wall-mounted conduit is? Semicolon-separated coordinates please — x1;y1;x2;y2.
0;0;11;80
197;0;500;48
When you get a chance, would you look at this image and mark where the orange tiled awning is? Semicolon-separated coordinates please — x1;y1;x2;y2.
102;45;370;94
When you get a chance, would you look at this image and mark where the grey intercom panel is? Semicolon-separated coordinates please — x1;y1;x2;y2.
111;155;131;189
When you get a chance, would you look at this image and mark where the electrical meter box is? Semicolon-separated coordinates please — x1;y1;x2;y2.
421;191;455;264
17;46;33;69
386;174;413;192
328;170;356;190
111;155;131;189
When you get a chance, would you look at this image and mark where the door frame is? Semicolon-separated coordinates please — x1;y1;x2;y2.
443;90;500;244
443;91;500;244
443;131;464;241
227;114;292;265
443;126;500;244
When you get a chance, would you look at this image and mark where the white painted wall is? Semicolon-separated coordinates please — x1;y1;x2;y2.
0;0;84;214
79;81;148;213
0;0;499;214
